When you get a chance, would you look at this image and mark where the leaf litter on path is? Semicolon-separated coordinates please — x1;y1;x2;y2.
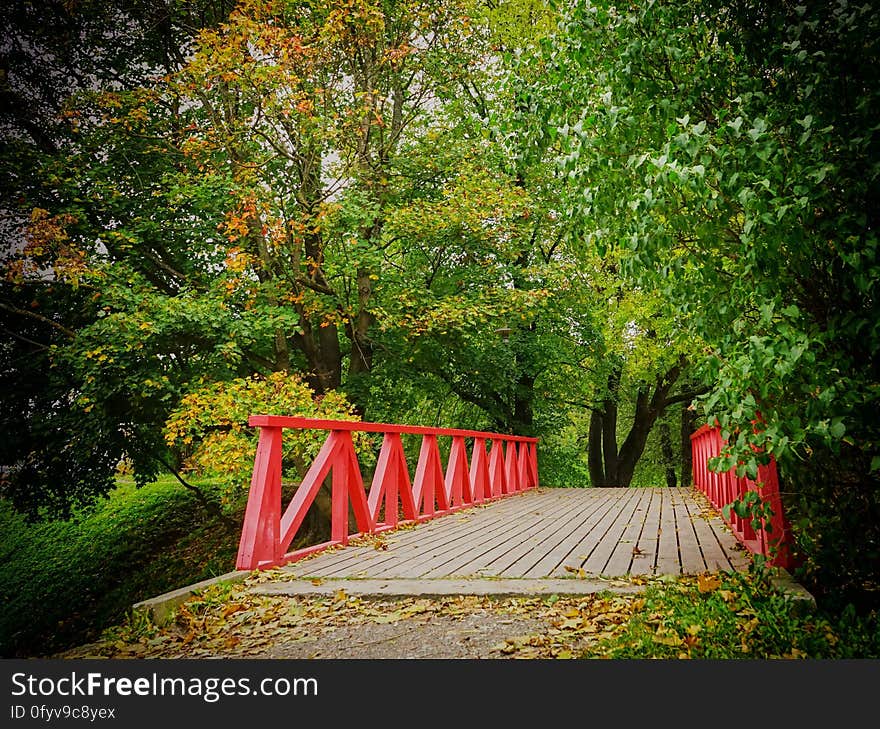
55;576;650;659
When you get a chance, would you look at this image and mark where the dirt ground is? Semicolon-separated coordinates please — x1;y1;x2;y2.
250;610;545;659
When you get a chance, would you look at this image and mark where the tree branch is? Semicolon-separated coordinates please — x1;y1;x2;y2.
0;301;76;338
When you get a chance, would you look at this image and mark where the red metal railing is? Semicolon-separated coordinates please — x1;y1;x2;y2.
690;424;794;568
236;416;540;570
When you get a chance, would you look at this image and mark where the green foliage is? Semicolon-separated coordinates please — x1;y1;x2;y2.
164;372;360;498
0;476;240;657
599;572;880;659
538;0;880;586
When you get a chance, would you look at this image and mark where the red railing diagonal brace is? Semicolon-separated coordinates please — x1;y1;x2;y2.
236;417;540;570
469;437;490;503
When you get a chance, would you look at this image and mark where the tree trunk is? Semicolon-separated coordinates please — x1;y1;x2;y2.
588;360;686;488
681;403;697;487
614;390;656;487
588;409;606;487
660;419;677;488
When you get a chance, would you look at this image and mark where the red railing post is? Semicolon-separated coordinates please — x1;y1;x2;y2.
413;434;449;519
237;416;539;569
236;425;282;570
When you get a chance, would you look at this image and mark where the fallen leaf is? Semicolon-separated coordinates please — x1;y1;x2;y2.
222;603;247;618
310;578;324;586
697;573;722;593
652;630;682;647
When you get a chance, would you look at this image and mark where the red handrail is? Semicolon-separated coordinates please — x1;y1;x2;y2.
690;424;794;569
236;416;540;570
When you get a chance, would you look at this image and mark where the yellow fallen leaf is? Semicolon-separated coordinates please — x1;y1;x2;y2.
222;603;247;618
652;631;682;647
697;573;722;593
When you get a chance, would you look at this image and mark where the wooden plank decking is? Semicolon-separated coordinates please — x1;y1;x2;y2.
281;487;751;581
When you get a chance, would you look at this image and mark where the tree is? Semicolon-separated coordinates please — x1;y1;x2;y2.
544;0;880;594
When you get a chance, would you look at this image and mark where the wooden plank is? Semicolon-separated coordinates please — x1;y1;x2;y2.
321;490;569;578
386;490;581;578
294;490;546;576
597;487;651;576
515;488;626;578
698;492;753;571
481;489;613;578
655;488;682;575
522;488;630;577
629;488;660;575
683;490;735;571
675;489;708;573
374;492;574;579
418;493;585;578
485;492;610;577
555;488;638;576
578;488;643;574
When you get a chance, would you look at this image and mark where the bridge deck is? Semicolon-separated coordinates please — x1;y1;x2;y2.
281;487;751;582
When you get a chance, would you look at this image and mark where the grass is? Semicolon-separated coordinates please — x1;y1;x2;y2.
0;475;243;658
596;571;880;659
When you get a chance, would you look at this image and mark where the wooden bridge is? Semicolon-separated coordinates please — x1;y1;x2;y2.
235;417;792;595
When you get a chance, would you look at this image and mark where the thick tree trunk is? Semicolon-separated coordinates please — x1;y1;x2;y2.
588;409;606;487
614;390;655;487
588;360;686;488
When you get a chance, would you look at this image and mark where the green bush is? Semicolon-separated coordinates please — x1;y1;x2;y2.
0;476;241;657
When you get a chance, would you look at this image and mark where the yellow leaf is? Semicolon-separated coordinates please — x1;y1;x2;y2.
697;573;722;593
652;631;682;647
221;603;246;618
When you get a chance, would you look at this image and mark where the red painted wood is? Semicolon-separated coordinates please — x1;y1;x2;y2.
236;426;282;569
445;436;472;507
488;439;507;498
248;415;539;442
278;430;341;553
504;441;519;493
469;437;490;503
237;417;540;570
690;424;795;568
413;434;449;519
367;432;416;528
528;442;539;488
517;441;529;490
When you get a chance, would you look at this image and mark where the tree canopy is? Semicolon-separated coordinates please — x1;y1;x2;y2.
2;0;878;600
